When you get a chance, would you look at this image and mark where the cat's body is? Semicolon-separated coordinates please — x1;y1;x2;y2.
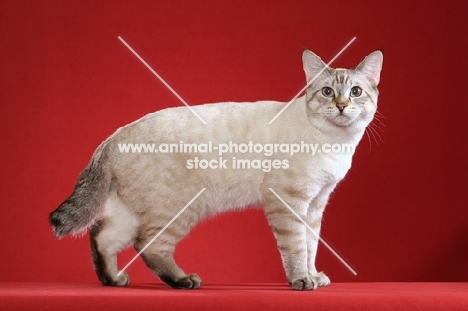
50;50;383;290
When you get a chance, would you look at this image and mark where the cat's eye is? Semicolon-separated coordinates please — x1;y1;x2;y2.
322;87;334;97
350;86;362;97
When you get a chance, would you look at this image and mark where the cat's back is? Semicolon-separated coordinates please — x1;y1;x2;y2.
110;100;286;143
102;100;287;214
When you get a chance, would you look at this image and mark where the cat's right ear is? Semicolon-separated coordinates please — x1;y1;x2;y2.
355;51;383;88
302;50;327;84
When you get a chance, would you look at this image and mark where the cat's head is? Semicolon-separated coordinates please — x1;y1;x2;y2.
302;50;383;131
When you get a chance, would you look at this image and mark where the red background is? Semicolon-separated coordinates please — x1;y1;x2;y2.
1;0;467;285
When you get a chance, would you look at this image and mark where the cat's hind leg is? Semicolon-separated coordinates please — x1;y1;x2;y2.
134;223;201;289
89;191;138;286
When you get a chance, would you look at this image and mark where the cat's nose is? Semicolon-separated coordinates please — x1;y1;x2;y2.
335;96;349;113
337;103;347;112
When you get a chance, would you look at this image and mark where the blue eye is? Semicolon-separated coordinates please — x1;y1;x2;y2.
322;87;334;97
350;86;362;97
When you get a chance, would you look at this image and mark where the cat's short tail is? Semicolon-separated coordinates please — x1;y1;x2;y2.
49;142;111;239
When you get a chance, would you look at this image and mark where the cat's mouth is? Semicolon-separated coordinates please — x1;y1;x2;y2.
331;114;355;127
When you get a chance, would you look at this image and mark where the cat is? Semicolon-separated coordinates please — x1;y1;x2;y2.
49;49;383;290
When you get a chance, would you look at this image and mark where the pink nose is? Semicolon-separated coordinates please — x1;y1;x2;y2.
337;103;347;112
335;96;349;112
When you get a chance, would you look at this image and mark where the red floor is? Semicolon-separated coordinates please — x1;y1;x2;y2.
1;282;467;310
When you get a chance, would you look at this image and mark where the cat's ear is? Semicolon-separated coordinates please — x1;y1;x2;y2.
302;50;327;84
355;51;383;87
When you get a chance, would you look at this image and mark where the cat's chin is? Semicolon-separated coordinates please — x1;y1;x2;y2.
330;115;356;127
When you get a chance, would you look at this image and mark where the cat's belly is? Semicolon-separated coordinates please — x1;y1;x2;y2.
110;143;352;217
193;167;265;214
110;150;264;216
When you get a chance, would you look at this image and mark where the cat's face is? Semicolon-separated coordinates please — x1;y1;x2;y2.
302;50;383;130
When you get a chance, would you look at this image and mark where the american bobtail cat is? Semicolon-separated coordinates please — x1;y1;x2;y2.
50;49;383;290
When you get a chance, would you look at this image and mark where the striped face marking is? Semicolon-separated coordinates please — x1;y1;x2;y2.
302;50;382;128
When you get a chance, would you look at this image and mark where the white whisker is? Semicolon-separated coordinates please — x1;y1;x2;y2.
364;128;372;154
373;124;384;141
372;115;386;128
375;110;387;119
299;124;312;140
367;124;381;146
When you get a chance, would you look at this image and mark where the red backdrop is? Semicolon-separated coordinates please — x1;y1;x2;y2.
1;0;466;285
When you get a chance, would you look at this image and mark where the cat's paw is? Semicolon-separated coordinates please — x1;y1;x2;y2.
309;271;331;287
289;272;330;290
289;276;317;290
101;271;130;287
163;273;202;289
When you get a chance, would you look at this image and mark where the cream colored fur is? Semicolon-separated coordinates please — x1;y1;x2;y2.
50;50;383;290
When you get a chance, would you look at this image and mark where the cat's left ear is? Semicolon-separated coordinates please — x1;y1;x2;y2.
355;51;383;87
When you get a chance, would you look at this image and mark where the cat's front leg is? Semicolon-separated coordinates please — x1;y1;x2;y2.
264;188;317;290
305;183;337;288
305;210;331;288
